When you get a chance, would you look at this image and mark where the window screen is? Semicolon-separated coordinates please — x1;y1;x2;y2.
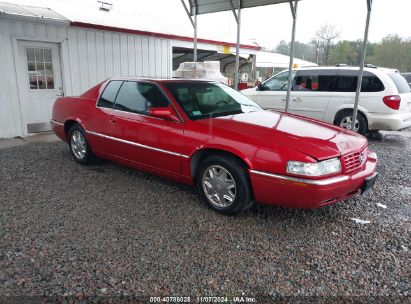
97;81;123;108
114;82;169;114
26;47;54;90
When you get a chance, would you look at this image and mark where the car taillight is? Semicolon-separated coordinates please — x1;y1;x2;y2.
383;95;401;110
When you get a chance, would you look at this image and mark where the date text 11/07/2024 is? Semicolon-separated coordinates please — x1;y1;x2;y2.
149;296;257;302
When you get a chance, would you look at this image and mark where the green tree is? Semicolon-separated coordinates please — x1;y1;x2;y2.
368;35;411;72
275;41;315;61
275;40;289;55
329;41;358;65
314;24;340;65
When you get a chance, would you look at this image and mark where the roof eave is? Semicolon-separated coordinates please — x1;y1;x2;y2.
70;21;261;51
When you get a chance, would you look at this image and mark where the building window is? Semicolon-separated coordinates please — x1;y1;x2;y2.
26;48;54;90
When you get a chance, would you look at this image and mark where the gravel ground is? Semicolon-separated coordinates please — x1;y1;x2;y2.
0;132;410;302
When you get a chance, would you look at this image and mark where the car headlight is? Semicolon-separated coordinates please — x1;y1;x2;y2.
286;158;341;177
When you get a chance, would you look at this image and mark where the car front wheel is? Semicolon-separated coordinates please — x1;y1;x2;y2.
68;124;94;165
197;155;253;215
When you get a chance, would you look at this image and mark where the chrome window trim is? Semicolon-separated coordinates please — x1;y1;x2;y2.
249;169;349;186
50;119;64;126
86;130;190;159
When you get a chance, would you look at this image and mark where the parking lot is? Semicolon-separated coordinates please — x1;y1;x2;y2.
0;131;410;301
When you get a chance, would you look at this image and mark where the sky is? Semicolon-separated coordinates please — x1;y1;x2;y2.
6;0;411;48
102;0;411;47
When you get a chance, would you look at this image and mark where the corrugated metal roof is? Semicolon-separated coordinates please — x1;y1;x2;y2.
0;1;260;50
188;0;293;15
0;1;67;20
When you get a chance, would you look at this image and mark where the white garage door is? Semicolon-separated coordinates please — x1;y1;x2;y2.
17;41;63;133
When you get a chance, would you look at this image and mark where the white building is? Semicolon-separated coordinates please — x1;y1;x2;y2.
0;1;260;138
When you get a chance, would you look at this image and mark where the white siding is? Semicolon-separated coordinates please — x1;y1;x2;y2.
0;19;172;138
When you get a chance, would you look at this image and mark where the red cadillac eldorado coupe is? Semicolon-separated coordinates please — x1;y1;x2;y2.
51;78;378;215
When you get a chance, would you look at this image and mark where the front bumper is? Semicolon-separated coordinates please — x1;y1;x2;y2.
249;152;378;208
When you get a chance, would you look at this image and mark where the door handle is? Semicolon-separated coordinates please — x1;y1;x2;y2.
109;118;117;124
293;97;302;102
281;97;287;101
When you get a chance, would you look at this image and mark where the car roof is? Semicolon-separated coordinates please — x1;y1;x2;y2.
291;66;399;74
109;77;216;83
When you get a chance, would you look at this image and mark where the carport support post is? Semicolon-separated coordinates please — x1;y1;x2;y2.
180;0;198;61
352;0;372;131
193;5;198;61
233;0;241;90
285;0;298;113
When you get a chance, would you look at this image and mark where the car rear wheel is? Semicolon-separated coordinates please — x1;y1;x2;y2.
335;111;368;135
68;124;94;165
197;155;253;215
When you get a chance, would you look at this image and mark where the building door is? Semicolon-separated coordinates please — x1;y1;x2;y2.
17;41;63;133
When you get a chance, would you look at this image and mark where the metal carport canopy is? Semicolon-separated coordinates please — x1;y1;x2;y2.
182;0;299;109
189;0;290;14
182;0;373;133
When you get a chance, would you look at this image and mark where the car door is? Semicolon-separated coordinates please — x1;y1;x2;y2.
109;81;184;174
252;70;294;111
289;69;336;120
86;80;124;156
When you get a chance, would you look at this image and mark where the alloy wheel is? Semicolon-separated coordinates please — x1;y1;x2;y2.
201;165;237;208
70;130;87;160
339;116;360;132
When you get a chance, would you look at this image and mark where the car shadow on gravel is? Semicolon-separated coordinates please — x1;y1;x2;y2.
90;154;345;217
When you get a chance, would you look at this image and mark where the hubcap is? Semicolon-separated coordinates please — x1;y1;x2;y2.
70;131;87;160
202;165;236;208
340;116;360;132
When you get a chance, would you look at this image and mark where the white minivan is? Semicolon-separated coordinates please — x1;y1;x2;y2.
242;66;411;134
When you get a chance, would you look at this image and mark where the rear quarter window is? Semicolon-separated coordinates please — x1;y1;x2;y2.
388;73;411;94
97;80;123;108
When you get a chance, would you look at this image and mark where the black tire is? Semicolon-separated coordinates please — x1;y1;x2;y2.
68;124;94;165
334;110;368;135
196;154;253;215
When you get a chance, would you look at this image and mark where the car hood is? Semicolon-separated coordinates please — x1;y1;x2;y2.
196;110;367;160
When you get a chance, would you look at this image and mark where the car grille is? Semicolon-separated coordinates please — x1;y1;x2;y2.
342;147;367;174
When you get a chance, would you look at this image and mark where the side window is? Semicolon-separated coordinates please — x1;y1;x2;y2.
334;72;385;92
293;70;336;92
263;71;294;91
361;76;385;92
97;81;123;108
114;82;169;114
334;75;356;92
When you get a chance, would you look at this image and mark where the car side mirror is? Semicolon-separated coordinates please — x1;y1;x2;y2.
147;106;180;122
257;83;266;91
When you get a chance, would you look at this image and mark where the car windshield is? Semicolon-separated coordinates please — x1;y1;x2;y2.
163;82;263;120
